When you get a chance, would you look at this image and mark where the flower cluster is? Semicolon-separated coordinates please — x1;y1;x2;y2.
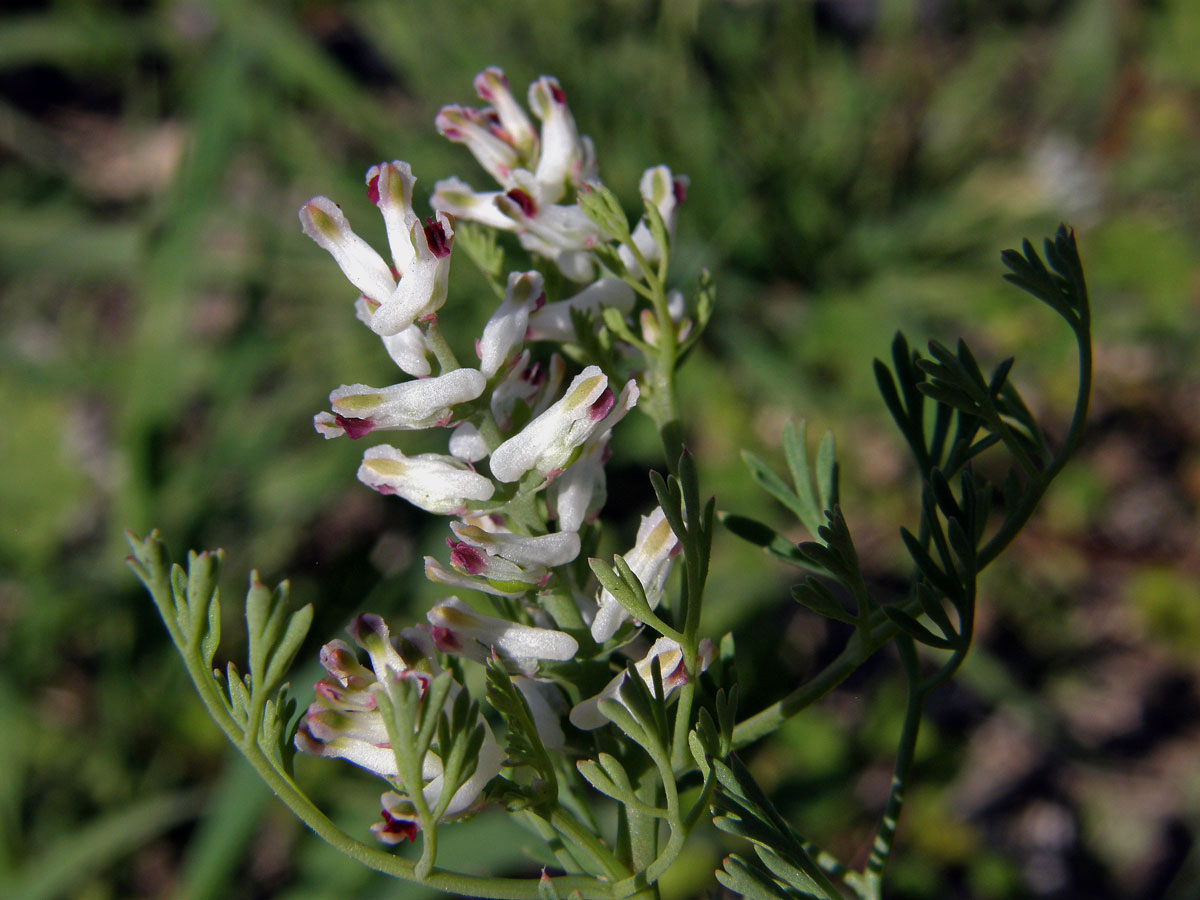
295;67;708;842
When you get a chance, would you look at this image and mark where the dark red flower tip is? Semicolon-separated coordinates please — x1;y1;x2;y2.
335;415;375;440
672;178;688;205
665;655;689;688
588;388;616;421
431;625;461;652
550;83;566;104
367;173;381;206
505;188;538;218
377;810;420;843
521;361;542;384
450;542;487;575
424;219;452;258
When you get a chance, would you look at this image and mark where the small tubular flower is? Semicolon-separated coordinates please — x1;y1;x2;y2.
547;435;610;533
299;197;396;306
313;368;485;439
426;596;578;672
474;67;538;158
591;506;681;643
357;446;495;514
300;162;454;339
435;105;524;186
568;637;713;731
450;521;580;568
526;278;636;343
477;271;545;378
527;76;593;203
489;366;638;483
367;160;420;274
618;165;688;274
424;557;528;598
429;525;578;597
490;351;564;432
368;211;454;336
354;300;432;377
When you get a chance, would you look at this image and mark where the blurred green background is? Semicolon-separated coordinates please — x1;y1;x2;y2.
3;0;1200;897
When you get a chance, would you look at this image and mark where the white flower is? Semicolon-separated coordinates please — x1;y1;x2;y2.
526;76;594;203
489;366;638;483
477;271;545;378
547;436;610;532
591;507;681;643
474;67;538;158
313;368;485;439
426;596;578;672
428;522;580;599
526;278;636;343
618;165;688;274
568;637;713;731
367;209;454;336
299;196;396;306
448;422;489;462
451;521;580;566
490;351;565;432
357;446;495;514
513;675;566;750
299;161;454;338
424;557;529;598
354;300;432;377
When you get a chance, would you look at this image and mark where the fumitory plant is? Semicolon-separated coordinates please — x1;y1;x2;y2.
128;66;1092;900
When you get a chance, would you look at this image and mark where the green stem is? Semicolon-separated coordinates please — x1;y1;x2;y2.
425;318;460;371
669;680;695;772
979;323;1091;569
731;631;874;749
862;638;923;898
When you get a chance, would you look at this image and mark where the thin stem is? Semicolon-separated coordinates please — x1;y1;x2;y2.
669;680;695;772
731;631;873;749
862;638;923;898
425;318;460;372
979;324;1091;569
